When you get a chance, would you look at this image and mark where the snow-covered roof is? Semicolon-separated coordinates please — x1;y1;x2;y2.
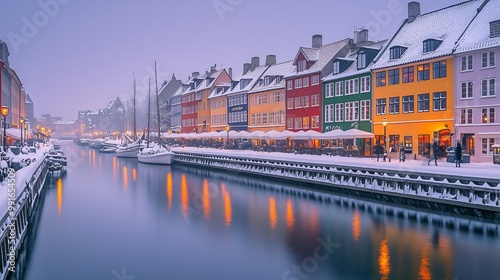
455;0;500;53
372;0;483;70
196;69;224;92
249;61;294;94
286;38;352;78
54;120;75;125
25;94;33;104
208;84;231;99
223;64;269;96
172;83;189;97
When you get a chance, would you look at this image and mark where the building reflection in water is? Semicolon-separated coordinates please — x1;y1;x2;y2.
123;166;128;191
203;179;210;219
166;173;173;211
112;157;117;181
269;196;277;230
56;178;63;218
352;209;361;246
181;174;188;218
286;198;295;231
379;238;391;280
221;184;232;227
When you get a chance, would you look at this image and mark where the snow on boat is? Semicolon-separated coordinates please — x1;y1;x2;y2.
137;143;174;165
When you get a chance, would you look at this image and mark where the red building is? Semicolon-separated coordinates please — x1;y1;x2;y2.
181;73;203;133
285;35;351;132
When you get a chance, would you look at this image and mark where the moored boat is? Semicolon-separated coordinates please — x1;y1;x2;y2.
137;143;174;165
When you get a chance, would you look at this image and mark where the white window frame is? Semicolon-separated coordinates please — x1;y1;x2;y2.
303;77;309;87
461;81;474;99
481;51;495;69
295;78;302;89
324;104;334;123
345;79;359;95
325;83;334;98
461;55;473;72
335;103;344;122
335;81;343;97
481;78;496;97
460;108;473;124
311;75;320;85
360;76;370;93
287;80;293;90
360;100;370;121
345;101;359;122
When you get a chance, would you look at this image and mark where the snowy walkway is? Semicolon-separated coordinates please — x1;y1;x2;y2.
171;147;500;181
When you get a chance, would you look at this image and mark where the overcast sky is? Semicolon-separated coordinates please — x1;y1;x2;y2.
0;0;465;120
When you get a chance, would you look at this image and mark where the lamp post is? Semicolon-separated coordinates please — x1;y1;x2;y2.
1;106;9;152
382;117;389;162
225;125;230;148
25;120;29;146
20;118;24;146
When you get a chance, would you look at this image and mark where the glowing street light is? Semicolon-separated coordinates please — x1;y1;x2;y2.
1;106;9;151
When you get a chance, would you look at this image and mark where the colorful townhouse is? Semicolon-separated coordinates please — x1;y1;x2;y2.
207;85;231;132
169;81;189;133
371;1;483;157
454;0;500;162
247;57;293;132
195;67;231;133
322;29;386;156
223;57;269;131
158;74;182;132
181;73;204;133
285;35;351;132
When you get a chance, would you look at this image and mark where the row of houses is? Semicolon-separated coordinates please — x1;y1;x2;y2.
155;0;499;162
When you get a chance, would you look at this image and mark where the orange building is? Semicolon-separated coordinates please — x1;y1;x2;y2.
371;1;482;158
207;85;231;132
247;60;293;132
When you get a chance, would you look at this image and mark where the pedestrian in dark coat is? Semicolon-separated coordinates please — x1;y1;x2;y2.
455;143;463;167
428;141;439;166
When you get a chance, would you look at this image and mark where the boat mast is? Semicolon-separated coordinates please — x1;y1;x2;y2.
155;61;161;142
133;73;137;141
147;78;151;148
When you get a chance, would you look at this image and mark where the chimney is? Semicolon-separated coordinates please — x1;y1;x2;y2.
250;57;260;71
171;73;176;80
192;72;199;78
265;55;276;66
210;64;217;71
312;34;322;48
228;67;233;79
354;29;369;46
243;63;251;75
408;2;421;23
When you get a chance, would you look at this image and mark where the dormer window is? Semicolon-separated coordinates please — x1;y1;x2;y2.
298;60;307;72
491;20;500;38
240;79;251;89
389;46;407;60
333;61;340;75
264;76;274;86
423;39;442;53
275;76;283;84
357;52;367;69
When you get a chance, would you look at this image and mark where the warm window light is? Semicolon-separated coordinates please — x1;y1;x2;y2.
1;106;8;117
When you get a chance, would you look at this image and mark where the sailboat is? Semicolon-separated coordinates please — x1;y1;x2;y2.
138;67;174;165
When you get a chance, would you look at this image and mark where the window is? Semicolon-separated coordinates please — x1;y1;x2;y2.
303;117;310;129
460;108;473;124
287;118;294;129
376;98;386;115
256;95;261;105
287;98;294;109
418;134;431;155
345;101;359;121
402;66;414;83
335;82;343;96
287;80;293;90
250;96;255;106
298;60;307;72
481;51;495;68
304;96;310;107
333;61;340;74
376;72;386;87
461;81;474;99
281;92;285;103
269;112;275;124
256;113;262;125
389;97;400;114
417;93;430;112
262;113;267;124
295;117;303;129
280;111;285;123
417;63;430;81
325;83;334;98
491;20;500;38
295;78;302;89
251;114;255;125
311;116;319;128
303;77;309;87
423;39;442;53
345;79;359;95
360;76;370;92
325;104;334;122
335;104;344;122
270;93;275;104
388;69;399;85
390;46;406;60
294;97;302;108
433;92;446;111
360;100;370;121
276;76;283;84
461;55;473;71
482;108;495;123
264;76;273;86
433;61;446;79
481;78;496;97
482;138;495;155
275;92;280;103
311;94;320;106
311;75;320;85
402;95;414;113
357;52;367;69
262;94;267;104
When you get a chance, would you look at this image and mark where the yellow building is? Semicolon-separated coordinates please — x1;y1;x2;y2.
196;69;231;133
247;61;293;132
208;85;231;132
371;1;482;158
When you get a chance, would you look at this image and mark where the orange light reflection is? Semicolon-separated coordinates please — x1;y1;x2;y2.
203;179;210;219
56;178;63;218
352;209;361;244
123;166;128;191
419;247;432;280
286;198;295;230
132;168;137;181
181;174;188;217
378;239;391;280
221;184;232;226
269;196;277;230
166;173;173;211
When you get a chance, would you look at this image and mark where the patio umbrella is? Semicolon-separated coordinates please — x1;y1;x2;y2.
275;130;296;140
339;128;374;139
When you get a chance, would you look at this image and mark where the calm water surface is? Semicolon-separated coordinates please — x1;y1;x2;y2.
13;142;500;280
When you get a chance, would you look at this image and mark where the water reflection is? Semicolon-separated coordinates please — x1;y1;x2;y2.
180;174;188;218
419;246;432;280
269;196;277;230
379;239;391;280
286;198;295;231
166;173;173;211
352;209;361;245
56;178;63;218
132;168;137;181
221;183;232;227
123;166;128;191
203;179;210;219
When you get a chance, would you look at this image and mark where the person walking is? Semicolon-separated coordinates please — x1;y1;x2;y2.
428;141;439;166
455;142;463;167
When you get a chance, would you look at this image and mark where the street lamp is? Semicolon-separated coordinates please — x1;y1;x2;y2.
1;106;9;152
225;125;230;148
20;118;24;146
382;117;389;162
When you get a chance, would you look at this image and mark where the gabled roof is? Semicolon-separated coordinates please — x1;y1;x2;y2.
158;75;183;103
287;38;352;77
196;69;225;92
223;64;269;96
7;67;22;84
172;81;190;97
208;84;231;99
249;60;294;94
25;94;33;104
455;0;500;53
372;0;483;70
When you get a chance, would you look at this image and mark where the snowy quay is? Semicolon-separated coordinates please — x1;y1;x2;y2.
172;147;500;221
0;146;52;280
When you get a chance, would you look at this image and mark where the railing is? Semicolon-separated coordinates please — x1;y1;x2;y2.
174;151;500;221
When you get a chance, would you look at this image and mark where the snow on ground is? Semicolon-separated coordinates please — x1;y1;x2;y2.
172;147;500;181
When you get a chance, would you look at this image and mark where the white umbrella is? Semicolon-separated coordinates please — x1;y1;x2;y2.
275;130;296;140
339;128;374;139
317;129;346;139
265;130;281;139
235;130;252;138
249;130;267;139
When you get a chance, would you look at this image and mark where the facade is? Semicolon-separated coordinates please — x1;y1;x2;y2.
224;57;270;131
77;98;125;135
454;0;500;162
196;67;231;133
0;40;12;127
207;85;230;132
371;1;483;158
285;35;351;132
181;74;204;133
25;94;35;130
170;83;189;133
247;58;293;132
158;74;182;132
7;67;25;128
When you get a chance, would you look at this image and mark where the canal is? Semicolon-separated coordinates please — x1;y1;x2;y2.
12;142;500;280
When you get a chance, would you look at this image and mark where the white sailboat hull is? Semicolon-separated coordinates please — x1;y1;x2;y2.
138;151;174;165
116;146;139;158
